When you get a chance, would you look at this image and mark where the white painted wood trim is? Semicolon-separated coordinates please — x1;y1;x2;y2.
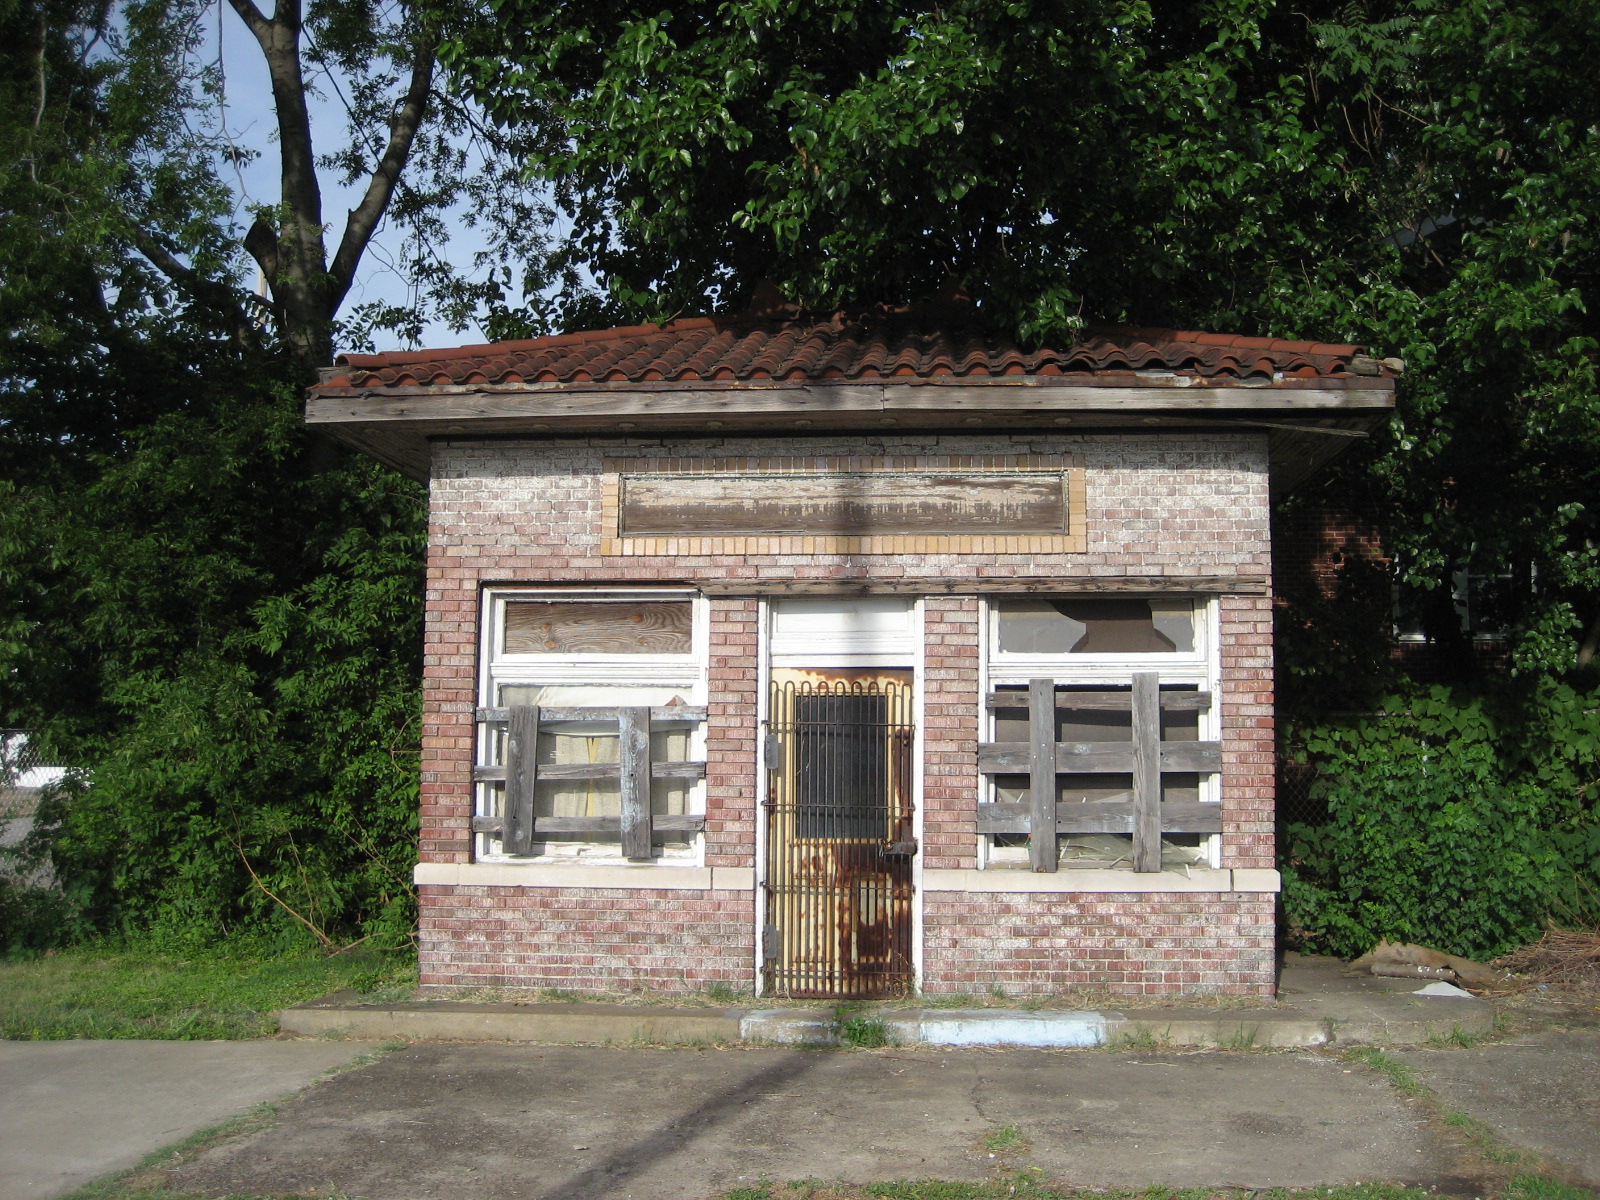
414;862;756;891
921;867;1280;893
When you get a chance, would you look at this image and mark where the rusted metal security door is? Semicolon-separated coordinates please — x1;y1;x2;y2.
762;671;915;997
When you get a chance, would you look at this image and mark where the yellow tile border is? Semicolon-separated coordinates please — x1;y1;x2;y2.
599;455;1087;557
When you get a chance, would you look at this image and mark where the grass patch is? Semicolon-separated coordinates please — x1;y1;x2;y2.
1343;1046;1426;1095
1444;1110;1524;1164
1108;1025;1172;1051
839;1015;893;1049
979;1123;1030;1154
1221;1024;1260;1051
0;941;416;1040
1504;1176;1600;1200
60;1100;287;1199
713;1185;1595;1200
1427;1023;1489;1049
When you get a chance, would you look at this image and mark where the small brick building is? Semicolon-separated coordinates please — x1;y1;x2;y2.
308;308;1396;999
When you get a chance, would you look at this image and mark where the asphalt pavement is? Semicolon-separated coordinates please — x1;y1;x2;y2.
6;1012;1598;1200
157;1041;1457;1200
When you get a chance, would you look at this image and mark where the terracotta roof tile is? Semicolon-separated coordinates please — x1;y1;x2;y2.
321;312;1387;390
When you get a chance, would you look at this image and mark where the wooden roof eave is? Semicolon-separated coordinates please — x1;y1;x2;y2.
305;377;1395;486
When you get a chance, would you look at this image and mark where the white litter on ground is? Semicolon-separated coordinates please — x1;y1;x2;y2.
1413;981;1476;998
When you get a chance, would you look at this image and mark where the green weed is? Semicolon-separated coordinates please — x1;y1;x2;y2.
1428;1023;1486;1049
711;1184;1581;1200
1109;1025;1171;1051
1221;1024;1260;1051
839;1015;893;1048
1444;1110;1524;1164
980;1123;1030;1153
1343;1046;1425;1096
1503;1175;1600;1200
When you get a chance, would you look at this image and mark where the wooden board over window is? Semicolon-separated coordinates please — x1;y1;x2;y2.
601;455;1086;556
503;601;693;655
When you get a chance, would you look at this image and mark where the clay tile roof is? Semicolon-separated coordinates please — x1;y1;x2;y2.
320;311;1387;390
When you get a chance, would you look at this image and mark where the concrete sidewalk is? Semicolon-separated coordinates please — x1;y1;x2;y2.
0;1039;369;1200
279;955;1499;1050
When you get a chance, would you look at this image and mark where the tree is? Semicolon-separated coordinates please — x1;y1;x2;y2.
0;0;553;948
448;0;1600;687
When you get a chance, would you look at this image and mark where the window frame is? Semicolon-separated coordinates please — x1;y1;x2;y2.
475;587;710;865
978;595;1222;871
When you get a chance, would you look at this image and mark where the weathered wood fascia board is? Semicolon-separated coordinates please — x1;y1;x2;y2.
694;574;1272;595
311;371;1393;398
305;380;1394;426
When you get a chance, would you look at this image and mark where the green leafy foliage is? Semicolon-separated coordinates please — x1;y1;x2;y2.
0;876;80;955
0;0;470;950
448;0;1600;680
0;370;426;949
1283;685;1600;959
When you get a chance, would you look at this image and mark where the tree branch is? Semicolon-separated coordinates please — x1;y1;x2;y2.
244;215;280;281
327;30;436;311
223;0;272;45
227;830;335;950
129;226;263;344
1578;608;1600;668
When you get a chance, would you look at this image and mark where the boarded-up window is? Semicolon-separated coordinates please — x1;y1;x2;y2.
503;601;692;655
995;599;1195;655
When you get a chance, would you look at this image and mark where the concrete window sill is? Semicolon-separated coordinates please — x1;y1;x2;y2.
922;867;1279;893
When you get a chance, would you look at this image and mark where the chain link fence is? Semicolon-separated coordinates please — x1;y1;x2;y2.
2;730;63;789
1276;753;1328;832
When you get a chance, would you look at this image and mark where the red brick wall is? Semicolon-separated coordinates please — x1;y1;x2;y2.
705;598;759;867
921;596;981;872
415;432;1277;997
1273;501;1388;600
922;892;1277;996
1220;593;1275;870
417;885;754;990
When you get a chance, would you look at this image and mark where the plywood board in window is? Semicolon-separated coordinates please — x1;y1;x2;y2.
503;601;691;655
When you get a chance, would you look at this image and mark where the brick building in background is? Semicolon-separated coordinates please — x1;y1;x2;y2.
306;307;1397;999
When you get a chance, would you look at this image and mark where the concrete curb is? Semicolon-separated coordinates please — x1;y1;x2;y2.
739;1007;1330;1048
281;993;1494;1049
279;997;744;1045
